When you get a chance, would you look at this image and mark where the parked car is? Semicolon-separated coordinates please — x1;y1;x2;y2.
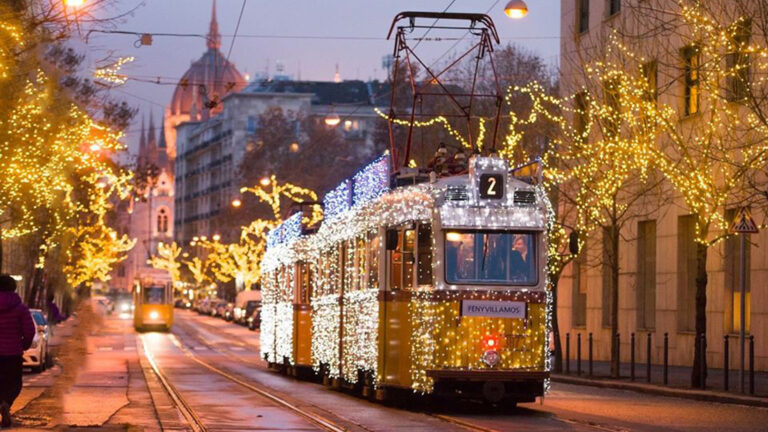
211;300;227;317
23;309;51;373
196;298;212;315
223;303;235;321
247;307;261;331
233;291;262;325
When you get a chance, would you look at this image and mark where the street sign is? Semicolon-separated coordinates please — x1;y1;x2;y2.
730;207;759;234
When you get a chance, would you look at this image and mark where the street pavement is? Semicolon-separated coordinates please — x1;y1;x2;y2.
9;303;768;431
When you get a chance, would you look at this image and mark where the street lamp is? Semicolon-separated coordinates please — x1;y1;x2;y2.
504;0;528;19
231;198;242;208
212;234;221;242
259;177;270;187
65;0;85;7
324;113;341;127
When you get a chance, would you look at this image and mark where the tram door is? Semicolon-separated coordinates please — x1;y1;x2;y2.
381;223;432;387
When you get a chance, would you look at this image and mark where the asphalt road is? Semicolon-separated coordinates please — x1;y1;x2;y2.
166;309;768;431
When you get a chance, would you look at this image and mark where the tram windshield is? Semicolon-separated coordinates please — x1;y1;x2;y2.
444;231;537;285
143;285;166;304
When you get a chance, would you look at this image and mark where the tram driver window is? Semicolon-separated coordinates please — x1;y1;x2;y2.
143;285;165;304
444;231;537;285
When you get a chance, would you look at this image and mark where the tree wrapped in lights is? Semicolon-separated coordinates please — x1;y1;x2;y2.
148;241;182;283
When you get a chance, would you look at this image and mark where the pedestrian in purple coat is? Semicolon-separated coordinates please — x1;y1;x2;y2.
0;274;35;428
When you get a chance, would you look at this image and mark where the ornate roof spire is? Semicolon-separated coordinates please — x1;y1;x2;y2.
207;0;221;50
139;115;146;155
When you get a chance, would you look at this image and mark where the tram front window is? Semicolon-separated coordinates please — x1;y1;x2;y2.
143;286;165;304
444;231;536;285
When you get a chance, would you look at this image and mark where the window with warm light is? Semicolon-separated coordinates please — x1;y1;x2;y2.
444;231;536;285
682;45;700;116
725;20;751;103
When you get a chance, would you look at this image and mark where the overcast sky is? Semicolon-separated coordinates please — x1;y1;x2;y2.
82;0;560;152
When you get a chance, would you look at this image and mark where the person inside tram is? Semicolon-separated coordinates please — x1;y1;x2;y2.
511;234;531;280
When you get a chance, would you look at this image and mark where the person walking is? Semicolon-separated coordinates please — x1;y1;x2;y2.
0;274;35;428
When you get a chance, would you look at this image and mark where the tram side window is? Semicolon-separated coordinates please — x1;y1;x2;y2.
417;224;433;286
144;286;165;304
368;231;380;290
387;226;415;291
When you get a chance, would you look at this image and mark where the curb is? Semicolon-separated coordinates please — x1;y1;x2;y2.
552;374;768;408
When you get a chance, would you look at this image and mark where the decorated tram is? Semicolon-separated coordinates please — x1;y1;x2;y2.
260;153;551;405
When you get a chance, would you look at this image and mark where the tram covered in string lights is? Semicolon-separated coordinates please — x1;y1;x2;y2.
260;153;551;404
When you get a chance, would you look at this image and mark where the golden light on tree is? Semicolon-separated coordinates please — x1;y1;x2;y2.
148;241;182;283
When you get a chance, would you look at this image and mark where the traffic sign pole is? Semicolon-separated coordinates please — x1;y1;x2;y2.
740;233;746;393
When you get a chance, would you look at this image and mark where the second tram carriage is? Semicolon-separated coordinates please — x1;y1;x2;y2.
133;275;174;332
260;154;551;404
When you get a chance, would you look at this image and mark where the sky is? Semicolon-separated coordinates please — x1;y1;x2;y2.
81;0;561;152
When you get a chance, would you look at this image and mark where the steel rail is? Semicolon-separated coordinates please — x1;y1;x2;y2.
429;414;500;432
167;334;348;432
139;334;207;432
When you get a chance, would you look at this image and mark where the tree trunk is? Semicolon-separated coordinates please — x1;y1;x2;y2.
609;223;620;378
551;276;563;373
691;241;708;388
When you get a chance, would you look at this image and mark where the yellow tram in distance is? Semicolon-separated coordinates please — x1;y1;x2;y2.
133;275;174;332
261;154;551;405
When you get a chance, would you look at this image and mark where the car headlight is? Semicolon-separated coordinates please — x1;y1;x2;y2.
120;303;130;312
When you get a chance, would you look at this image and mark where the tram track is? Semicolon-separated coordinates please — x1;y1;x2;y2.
172;313;624;432
140;330;348;432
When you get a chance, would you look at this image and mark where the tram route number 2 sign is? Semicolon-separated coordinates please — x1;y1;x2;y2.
461;300;526;319
479;173;504;199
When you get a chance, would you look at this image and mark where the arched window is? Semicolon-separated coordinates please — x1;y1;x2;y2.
157;208;169;234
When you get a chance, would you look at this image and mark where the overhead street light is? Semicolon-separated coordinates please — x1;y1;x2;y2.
504;0;529;19
324;113;341;127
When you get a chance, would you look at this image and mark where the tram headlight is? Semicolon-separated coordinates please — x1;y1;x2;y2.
149;311;159;320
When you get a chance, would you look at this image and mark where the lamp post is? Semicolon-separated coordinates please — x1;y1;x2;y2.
504;0;529;19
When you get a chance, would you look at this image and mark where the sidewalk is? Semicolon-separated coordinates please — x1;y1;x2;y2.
10;299;162;431
552;359;768;407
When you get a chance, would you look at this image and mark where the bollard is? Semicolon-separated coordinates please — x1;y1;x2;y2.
577;333;582;376
615;333;620;378
749;335;755;395
664;333;669;385
588;333;593;377
724;335;729;391
646;332;652;383
700;333;707;390
566;333;571;375
631;332;636;382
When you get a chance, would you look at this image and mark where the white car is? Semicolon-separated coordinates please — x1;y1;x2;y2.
23;309;50;373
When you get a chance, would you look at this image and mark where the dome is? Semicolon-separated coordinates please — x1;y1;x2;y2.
169;0;246;118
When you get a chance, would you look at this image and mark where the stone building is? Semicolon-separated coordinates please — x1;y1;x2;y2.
558;0;767;372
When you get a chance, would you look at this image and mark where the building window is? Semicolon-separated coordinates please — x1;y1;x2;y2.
577;0;590;34
572;244;588;327
607;0;620;16
682;46;700;116
246;116;257;133
724;209;751;333
642;61;658;102
117;265;126;278
574;91;589;142
677;215;697;332
157;208;169;234
725;20;751;102
637;220;656;329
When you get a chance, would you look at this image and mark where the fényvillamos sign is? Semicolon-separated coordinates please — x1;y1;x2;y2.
461;300;526;319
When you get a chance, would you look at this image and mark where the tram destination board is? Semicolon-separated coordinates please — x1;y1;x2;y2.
479;173;504;199
461;300;526;319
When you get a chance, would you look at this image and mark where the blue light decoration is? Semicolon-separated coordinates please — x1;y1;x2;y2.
352;153;390;207
282;212;303;244
266;224;283;249
322;180;351;222
266;211;304;249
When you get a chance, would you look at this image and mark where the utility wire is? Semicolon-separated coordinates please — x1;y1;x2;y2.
226;0;247;63
412;0;457;50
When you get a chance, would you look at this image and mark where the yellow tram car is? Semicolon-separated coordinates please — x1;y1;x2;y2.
261;154;551;405
133;276;174;332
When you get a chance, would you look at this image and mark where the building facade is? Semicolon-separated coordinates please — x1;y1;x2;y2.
173;79;388;246
558;0;767;371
